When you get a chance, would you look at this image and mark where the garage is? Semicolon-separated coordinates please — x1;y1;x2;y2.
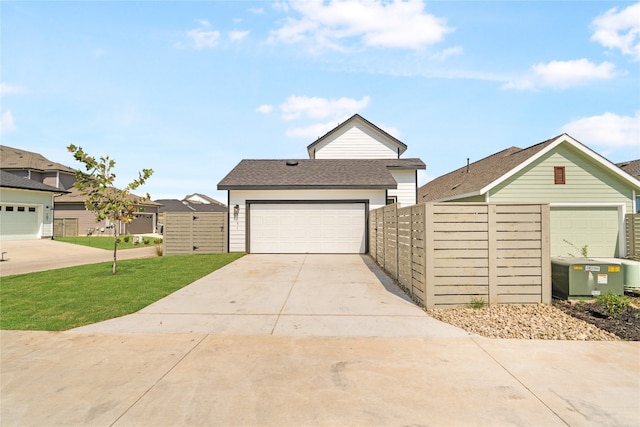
0;204;39;240
551;206;622;257
249;203;366;254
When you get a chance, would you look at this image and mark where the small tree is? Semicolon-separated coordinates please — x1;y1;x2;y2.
68;145;153;274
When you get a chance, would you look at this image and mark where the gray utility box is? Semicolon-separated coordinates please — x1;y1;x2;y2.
551;257;624;299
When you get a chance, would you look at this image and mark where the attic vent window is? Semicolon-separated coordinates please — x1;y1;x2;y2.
554;166;566;184
286;160;298;166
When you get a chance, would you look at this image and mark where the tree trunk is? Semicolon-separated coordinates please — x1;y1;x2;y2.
112;229;118;274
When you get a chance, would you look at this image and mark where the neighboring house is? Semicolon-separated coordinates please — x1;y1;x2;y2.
1;145;160;236
0;170;69;240
155;196;227;225
218;114;425;254
617;159;640;212
418;134;640;258
55;187;161;236
183;193;227;208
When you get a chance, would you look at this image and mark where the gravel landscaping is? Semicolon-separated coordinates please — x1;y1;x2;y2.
425;291;640;341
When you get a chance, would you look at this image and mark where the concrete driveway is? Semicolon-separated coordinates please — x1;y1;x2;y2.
2;248;639;426
0;238;157;277
73;254;469;338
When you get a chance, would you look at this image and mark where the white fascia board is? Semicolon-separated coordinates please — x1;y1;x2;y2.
479;134;640;195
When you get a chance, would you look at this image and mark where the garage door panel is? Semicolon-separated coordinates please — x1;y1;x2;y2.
551;207;620;258
250;203;365;254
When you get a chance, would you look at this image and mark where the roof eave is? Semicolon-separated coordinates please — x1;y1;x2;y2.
219;184;395;190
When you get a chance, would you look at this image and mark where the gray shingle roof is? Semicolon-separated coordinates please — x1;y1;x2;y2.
617;159;640;180
419;137;557;202
0;145;76;173
0;170;69;193
218;158;425;190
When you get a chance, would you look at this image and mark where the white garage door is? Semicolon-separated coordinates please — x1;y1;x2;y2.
0;205;39;240
249;203;366;254
551;206;620;257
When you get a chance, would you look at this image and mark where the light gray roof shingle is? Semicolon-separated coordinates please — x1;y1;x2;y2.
0;145;76;174
218;158;425;190
617;159;640;180
419;137;557;202
0;170;69;193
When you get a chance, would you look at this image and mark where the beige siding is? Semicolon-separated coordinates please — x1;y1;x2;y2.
388;170;417;206
489;144;634;211
54;205;111;236
312;124;398;159
228;189;386;252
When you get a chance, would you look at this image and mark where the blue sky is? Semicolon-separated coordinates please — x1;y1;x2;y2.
2;1;639;203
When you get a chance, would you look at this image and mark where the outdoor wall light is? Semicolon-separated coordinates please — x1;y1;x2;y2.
233;204;240;220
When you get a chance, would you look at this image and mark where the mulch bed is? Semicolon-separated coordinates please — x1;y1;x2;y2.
553;291;640;341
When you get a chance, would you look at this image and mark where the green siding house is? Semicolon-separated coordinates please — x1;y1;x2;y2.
418;134;640;258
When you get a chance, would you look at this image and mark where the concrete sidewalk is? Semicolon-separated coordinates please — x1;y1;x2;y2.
2;331;638;426
73;254;470;338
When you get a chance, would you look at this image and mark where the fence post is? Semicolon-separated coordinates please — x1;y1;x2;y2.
424;203;435;309
487;204;498;305
541;204;551;304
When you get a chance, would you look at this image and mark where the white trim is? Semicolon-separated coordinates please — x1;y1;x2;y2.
480;134;640;195
550;202;627;257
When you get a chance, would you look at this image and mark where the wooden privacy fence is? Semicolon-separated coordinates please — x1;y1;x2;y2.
163;212;227;255
626;213;640;257
370;203;551;308
53;218;78;237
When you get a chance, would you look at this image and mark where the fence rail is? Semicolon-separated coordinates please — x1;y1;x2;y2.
370;203;551;308
163;212;227;255
626;213;640;257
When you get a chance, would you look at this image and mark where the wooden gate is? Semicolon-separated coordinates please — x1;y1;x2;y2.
163;212;227;255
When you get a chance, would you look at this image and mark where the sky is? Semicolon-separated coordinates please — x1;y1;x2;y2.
1;0;639;204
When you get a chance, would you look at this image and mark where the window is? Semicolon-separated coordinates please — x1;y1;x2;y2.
386;196;397;205
28;207;36;213
554;166;566;184
6;206;14;212
17;207;25;212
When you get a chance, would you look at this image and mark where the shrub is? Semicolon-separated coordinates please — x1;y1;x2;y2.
596;291;629;319
143;237;150;245
467;296;486;309
153;238;163;244
123;235;131;243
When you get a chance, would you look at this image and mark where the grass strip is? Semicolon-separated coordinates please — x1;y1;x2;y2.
0;253;244;331
55;236;158;250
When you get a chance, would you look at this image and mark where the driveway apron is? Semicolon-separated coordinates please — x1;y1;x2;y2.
72;254;469;338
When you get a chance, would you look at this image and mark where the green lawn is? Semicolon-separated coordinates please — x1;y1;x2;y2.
0;253;244;331
55;236;160;250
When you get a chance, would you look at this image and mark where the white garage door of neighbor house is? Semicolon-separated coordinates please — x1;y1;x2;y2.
551;206;620;258
0;205;39;240
249;203;366;254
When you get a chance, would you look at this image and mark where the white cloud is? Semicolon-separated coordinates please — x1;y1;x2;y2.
561;111;640;149
430;46;463;61
256;104;274;114
285;119;341;139
186;21;221;49
504;59;618;90
229;30;250;41
0;83;26;95
591;2;640;61
279;95;370;120
0;110;16;133
249;7;264;14
269;0;452;51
